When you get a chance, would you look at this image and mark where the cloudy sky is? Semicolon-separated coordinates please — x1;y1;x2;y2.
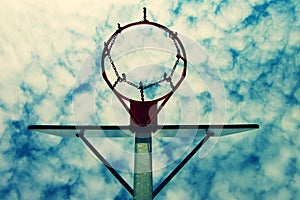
0;0;299;199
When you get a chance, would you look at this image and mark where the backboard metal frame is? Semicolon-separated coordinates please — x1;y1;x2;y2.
28;124;259;199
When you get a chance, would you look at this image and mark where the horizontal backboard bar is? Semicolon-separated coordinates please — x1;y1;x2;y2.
28;124;259;137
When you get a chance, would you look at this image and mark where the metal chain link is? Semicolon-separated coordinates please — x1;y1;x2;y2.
169;56;180;80
106;35;121;79
112;77;121;89
169;32;181;57
139;81;145;101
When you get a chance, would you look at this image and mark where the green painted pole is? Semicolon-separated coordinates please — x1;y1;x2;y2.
133;135;153;200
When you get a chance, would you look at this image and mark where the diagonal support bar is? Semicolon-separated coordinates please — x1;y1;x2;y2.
153;133;212;198
77;131;134;196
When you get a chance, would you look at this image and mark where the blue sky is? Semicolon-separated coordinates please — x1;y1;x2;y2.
0;0;299;199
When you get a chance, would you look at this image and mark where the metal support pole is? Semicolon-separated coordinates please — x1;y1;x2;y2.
133;135;153;200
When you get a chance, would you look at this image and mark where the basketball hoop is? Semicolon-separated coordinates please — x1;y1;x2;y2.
101;8;187;130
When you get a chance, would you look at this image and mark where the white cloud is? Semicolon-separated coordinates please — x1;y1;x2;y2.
220;0;252;26
34;98;60;123
281;105;300;133
165;188;191;200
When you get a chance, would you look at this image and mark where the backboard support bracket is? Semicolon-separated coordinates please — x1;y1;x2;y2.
74;128;214;199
